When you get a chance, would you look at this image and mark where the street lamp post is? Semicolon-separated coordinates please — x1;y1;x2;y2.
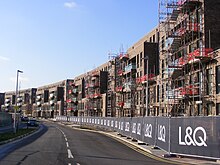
14;70;23;133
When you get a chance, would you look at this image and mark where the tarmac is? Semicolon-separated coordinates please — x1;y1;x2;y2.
1;120;220;165
59;121;220;165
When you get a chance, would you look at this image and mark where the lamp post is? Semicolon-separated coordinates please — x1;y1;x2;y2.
14;70;23;133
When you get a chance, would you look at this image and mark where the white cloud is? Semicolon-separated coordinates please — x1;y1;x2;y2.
0;56;10;61
64;1;77;9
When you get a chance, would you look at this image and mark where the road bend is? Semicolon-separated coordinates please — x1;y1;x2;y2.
0;121;175;165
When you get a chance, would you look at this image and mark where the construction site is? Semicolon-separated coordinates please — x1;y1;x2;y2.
1;0;220;118
157;0;220;116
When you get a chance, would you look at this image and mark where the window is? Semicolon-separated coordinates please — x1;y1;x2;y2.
157;85;160;102
216;66;220;94
217;103;220;115
161;36;165;49
153;35;155;42
137;91;139;105
153;86;156;103
140;52;142;67
137;54;139;68
207;68;213;95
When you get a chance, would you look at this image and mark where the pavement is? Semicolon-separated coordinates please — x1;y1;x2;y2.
59;121;220;165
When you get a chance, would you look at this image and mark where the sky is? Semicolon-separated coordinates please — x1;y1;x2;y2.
0;0;158;92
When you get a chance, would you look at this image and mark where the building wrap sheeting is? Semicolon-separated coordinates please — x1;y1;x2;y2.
56;116;220;159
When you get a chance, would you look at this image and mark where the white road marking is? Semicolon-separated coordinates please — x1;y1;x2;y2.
67;149;74;158
68;163;71;165
66;142;69;148
76;163;80;165
65;137;68;141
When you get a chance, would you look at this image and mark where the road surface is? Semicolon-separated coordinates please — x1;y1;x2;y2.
0;121;174;165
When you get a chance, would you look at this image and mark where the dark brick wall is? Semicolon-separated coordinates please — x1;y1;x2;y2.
144;42;159;75
100;71;108;94
57;87;64;101
31;88;37;104
204;0;220;50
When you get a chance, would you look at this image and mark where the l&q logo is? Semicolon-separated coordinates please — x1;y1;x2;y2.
158;125;166;142
179;126;207;147
144;124;152;138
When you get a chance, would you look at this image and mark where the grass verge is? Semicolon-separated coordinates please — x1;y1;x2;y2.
0;128;37;143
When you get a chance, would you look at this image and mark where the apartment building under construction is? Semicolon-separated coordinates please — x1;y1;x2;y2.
158;0;220;116
0;0;220;118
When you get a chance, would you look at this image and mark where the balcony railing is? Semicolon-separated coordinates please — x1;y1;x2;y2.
136;74;155;84
180;85;199;96
117;69;124;76
187;48;213;64
115;86;123;93
67;98;78;104
117;102;124;107
119;53;129;60
93;93;102;99
36;96;41;101
124;101;131;109
49;93;55;99
124;64;136;73
5;98;10;103
178;0;201;6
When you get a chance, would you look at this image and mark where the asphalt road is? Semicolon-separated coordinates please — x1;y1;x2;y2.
0;121;174;165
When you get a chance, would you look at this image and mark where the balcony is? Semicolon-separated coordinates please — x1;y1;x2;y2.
67;98;78;104
166;88;183;99
136;74;155;84
69;89;78;95
5;98;10;103
180;85;199;96
123;82;131;92
115;86;123;93
17;97;22;103
117;69;124;76
86;94;93;99
67;107;74;111
93;93;102;99
49;93;55;100
169;57;185;78
178;0;201;9
50;100;54;106
124;101;131;109
36;95;41;101
187;48;213;64
124;64;136;74
117;102;124;108
119;53;129;61
37;102;41;107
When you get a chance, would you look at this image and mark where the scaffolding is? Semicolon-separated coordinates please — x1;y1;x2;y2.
158;0;215;116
